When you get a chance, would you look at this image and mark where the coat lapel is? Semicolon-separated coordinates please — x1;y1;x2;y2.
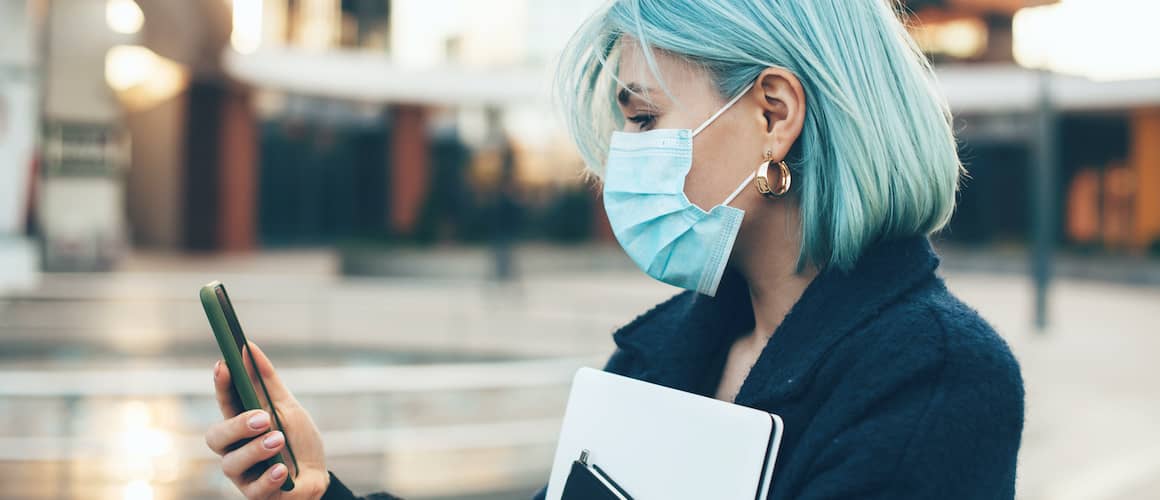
608;272;752;395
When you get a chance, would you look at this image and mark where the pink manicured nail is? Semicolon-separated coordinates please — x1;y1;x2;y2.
271;464;287;480
248;411;269;430
263;431;283;449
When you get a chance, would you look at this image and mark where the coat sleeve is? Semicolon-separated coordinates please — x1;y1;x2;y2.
783;317;1025;500
321;472;403;500
326;345;640;500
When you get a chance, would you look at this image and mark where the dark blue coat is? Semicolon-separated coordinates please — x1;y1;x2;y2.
325;236;1025;500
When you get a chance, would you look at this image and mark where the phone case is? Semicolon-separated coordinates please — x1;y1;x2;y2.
200;281;297;491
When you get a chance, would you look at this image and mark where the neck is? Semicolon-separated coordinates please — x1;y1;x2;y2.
735;206;818;350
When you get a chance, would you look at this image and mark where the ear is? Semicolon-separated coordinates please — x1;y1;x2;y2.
751;67;805;162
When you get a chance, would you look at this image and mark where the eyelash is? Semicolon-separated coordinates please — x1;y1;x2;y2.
628;114;656;129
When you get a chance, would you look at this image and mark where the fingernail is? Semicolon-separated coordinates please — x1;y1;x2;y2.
263;431;283;449
248;411;269;430
213;360;221;378
270;464;286;480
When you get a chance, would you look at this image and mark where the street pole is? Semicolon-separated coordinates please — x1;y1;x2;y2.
1031;68;1057;331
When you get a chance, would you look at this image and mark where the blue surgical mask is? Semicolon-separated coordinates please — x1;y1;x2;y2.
603;83;756;297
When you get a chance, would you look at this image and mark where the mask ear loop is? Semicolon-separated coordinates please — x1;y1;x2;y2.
691;82;756;137
723;171;758;207
690;80;757;207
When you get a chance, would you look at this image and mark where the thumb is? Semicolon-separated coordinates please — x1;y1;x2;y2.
243;341;295;405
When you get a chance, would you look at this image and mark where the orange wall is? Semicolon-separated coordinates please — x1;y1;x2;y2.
218;86;257;252
390;105;430;234
1132;108;1160;250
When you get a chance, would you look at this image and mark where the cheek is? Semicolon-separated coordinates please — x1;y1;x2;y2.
682;159;719;210
683;136;750;210
667;96;763;208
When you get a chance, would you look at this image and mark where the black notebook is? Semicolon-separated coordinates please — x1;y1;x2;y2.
561;450;633;500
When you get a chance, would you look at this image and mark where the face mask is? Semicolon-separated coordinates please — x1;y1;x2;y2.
603;83;756;297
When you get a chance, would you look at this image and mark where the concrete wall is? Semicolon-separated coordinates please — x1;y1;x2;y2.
0;0;35;67
0;0;39;289
124;94;185;249
0;0;37;236
42;0;124;122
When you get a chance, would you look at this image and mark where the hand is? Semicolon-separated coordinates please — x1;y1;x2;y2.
205;342;331;499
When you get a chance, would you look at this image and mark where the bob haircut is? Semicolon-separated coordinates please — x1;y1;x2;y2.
555;0;963;272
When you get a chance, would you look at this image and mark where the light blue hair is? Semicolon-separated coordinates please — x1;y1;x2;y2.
555;0;962;272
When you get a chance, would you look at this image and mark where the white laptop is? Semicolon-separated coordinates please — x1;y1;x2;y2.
545;367;784;500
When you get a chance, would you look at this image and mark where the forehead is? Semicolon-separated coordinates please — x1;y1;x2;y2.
615;38;708;100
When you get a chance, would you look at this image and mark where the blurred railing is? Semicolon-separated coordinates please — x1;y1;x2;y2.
0;356;597;499
0;269;668;499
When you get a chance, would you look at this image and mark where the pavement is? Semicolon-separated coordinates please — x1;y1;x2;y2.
1;246;1158;499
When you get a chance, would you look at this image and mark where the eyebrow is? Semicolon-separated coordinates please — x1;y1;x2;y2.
617;83;653;106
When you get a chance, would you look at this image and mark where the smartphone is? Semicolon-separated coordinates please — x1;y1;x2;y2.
200;280;296;491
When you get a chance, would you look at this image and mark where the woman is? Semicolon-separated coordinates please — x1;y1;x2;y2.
205;0;1025;498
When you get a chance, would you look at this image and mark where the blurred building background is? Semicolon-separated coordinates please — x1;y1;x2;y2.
3;0;1159;271
1;0;1159;499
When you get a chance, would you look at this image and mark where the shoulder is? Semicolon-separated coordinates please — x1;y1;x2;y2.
810;276;1025;496
907;277;1023;397
923;278;1025;430
872;277;1025;496
810;272;1026;438
856;276;1019;368
848;275;1025;427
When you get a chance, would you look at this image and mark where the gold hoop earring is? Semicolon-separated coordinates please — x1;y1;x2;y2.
754;153;792;199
